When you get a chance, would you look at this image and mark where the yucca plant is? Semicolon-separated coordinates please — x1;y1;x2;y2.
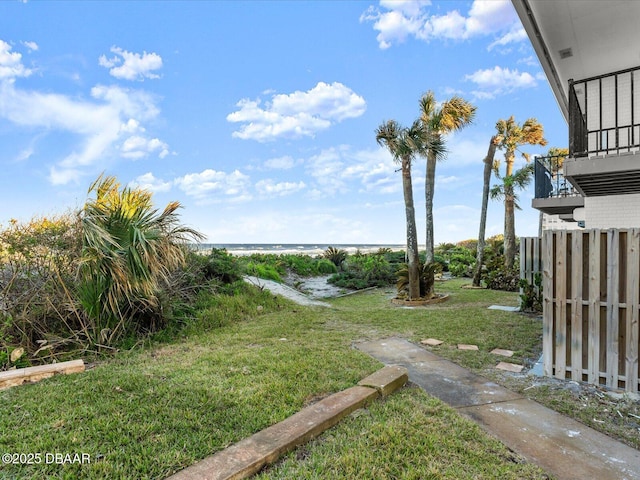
79;175;203;346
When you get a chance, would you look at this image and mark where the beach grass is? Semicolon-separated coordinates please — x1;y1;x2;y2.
0;279;549;479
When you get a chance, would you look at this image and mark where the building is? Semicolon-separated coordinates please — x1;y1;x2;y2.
513;0;640;228
513;0;640;391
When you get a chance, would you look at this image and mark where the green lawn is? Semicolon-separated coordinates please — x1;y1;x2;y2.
0;280;549;479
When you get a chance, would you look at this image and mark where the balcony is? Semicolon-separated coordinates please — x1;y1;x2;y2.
566;66;640;196
532;156;584;219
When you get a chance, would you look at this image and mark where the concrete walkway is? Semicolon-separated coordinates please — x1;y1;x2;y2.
356;337;640;480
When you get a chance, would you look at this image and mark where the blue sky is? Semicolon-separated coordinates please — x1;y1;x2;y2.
0;0;565;245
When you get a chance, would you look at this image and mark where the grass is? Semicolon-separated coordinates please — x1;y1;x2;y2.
258;386;542;480
0;279;550;479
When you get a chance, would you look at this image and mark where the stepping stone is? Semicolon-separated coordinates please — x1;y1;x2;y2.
491;348;514;357
496;362;524;373
488;305;520;312
420;338;444;346
458;344;479;351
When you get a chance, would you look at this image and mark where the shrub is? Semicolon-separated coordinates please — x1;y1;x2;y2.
328;252;395;289
1;175;206;360
485;265;520;291
201;248;242;284
79;175;204;346
433;254;448;272
448;261;468;278
279;254;322;276
244;261;282;282
519;273;543;312
0;213;83;359
315;259;338;274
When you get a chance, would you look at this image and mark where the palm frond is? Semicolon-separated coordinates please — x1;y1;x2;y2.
490;184;504;201
79;174;203;345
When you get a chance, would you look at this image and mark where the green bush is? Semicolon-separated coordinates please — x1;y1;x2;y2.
329;252;395;290
519;273;543;312
238;253;338;279
448;261;468;278
485;265;520;291
280;254;325;276
316;259;338;274
245;261;282;282
202;248;242;284
0;175;208;361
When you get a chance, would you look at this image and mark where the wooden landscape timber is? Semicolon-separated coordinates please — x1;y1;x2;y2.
0;359;85;390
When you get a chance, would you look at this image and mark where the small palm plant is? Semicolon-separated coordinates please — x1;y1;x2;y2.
323;246;347;268
79;175;203;345
396;262;437;299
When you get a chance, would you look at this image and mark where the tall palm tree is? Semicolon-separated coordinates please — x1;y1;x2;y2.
80;174;203;345
472;135;499;287
494;116;547;268
490;163;535;269
376;119;423;299
419;91;476;265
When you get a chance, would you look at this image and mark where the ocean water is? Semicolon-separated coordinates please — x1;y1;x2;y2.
193;243;407;256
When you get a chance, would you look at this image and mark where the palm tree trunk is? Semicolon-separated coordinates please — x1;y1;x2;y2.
402;158;421;299
503;150;516;269
425;148;437;265
473;137;497;286
504;184;516;269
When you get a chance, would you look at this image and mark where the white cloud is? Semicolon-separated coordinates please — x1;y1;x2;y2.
264;155;296;170
0;40;32;79
361;0;525;50
379;0;431;17
22;41;38;52
130;172;172;193
174;169;252;204
465;66;537;99
305;145;399;197
0;41;168;184
227;82;366;142
121;135;169;159
255;179;306;197
49;166;83;186
99;46;163;81
488;27;528;51
360;5;428;49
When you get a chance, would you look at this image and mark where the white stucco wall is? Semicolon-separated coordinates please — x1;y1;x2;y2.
542;214;582;231
584;193;640;228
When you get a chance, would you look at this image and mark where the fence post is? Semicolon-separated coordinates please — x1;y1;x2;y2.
543;231;554;377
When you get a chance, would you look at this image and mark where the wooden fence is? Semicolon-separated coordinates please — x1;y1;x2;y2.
542;229;640;392
520;237;543;295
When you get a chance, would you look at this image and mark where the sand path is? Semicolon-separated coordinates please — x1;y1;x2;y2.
244;276;332;307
